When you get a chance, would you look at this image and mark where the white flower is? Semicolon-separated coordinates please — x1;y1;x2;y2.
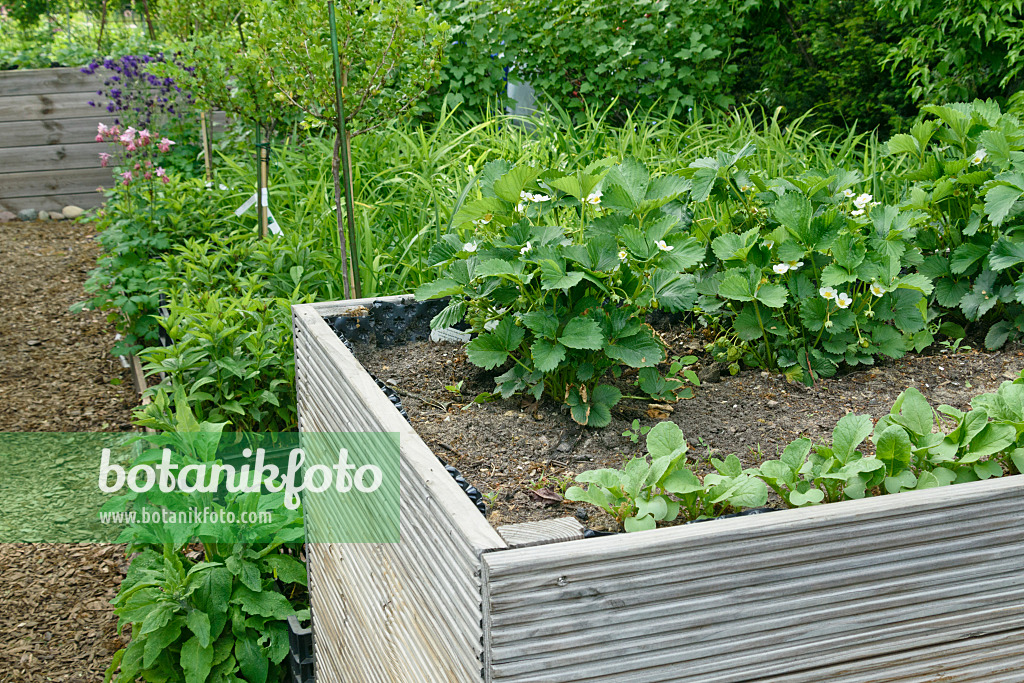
851;209;865;216
836;292;853;309
819;286;837;300
787;260;804;270
520;242;532;255
739;185;752;192
463;242;478;253
773;263;790;275
472;213;493;227
520;190;532;202
870;282;885;297
824;319;834;329
971;148;987;165
762;239;775;249
618;250;628;261
515;203;526;213
584;191;603;205
520;191;550;203
468;164;475;176
656;240;674;252
853;193;873;209
533;194;551;202
842;189;855;198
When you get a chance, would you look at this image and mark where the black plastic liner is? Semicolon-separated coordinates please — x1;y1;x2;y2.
286;615;315;683
323;306;487;516
583;507;779;537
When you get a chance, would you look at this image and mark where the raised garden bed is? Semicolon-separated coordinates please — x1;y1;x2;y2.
293;294;1024;683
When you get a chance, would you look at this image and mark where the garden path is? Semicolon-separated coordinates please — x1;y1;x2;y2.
0;219;135;682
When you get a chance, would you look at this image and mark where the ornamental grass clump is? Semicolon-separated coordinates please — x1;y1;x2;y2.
416;158;703;426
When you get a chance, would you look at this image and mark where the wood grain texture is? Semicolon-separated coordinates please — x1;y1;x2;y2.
0;192;103;212
0;93;102;123
497;517;585;549
0;142;109;173
0;117;104;149
293;303;506;683
0;167;109;200
0;67;105;96
483;475;1024;682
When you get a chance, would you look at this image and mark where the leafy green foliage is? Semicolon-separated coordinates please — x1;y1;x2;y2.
890;100;1024;348
565;421;767;530
756;384;1023;506
417;157;701;426
103;396;305;683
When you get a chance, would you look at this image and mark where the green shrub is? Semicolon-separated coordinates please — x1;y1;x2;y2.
417;157;702;426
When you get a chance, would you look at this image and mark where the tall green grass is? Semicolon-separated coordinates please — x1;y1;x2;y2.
210;104;893;298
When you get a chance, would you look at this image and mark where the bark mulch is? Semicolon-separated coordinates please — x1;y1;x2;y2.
0;219;136;683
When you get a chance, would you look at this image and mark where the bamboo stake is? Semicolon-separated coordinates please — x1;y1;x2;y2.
200;111;213;182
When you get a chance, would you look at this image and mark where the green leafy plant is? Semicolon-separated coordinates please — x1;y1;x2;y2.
416;157;703;426
890;100;1024;349
694;157;932;383
103;392;306;683
566;421;768;530
756;386;1021;507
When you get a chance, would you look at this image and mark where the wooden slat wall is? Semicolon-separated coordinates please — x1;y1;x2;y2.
292;300;507;683
482;475;1024;683
0;67;110;212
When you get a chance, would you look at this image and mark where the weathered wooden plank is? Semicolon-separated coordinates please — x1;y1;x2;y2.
0;118;104;149
0;92;102;123
483;475;1024;682
0;142;109;174
0;67;106;96
496;517;584;549
293;304;507;683
0;167;109;200
0;192;103;213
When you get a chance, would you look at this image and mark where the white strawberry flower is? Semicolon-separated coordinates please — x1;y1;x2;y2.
762;239;775;249
618;250;628;261
870;282;885;297
472;213;493;227
853;193;873;209
836;292;853;309
851;209;865;217
819;286;837;300
463;242;478;253
515;203;526;213
787;260;804;270
520;242;532;255
843;189;855;198
656;240;674;252
971;148;987;165
773;263;790;275
584;191;603;205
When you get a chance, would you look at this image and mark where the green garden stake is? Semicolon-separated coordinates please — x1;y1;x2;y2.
328;0;362;298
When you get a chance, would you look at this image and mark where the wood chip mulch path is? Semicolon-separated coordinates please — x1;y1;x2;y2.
0;219;136;682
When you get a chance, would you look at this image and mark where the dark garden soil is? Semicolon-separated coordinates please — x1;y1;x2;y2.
355;331;1024;532
0;219;135;682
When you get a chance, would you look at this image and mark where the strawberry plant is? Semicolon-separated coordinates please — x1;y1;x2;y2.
416;158;703;426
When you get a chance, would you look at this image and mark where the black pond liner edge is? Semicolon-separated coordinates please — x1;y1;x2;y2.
323;301;487;516
582;506;779;537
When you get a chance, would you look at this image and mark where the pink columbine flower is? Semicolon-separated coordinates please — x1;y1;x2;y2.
138;129;152;145
155;167;166;177
96;133;105;142
121;171;133;185
98;152;111;167
119;127;136;145
157;138;175;153
160;176;169;184
143;171;152;180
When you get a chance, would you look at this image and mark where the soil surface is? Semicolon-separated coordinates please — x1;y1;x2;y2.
355;332;1024;531
0;220;134;682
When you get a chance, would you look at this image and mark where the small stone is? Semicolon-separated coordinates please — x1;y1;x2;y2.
62;205;84;219
556;441;572;453
0;211;15;222
48;211;66;221
767;400;779;408
26;340;41;346
38;210;50;221
698;363;722;384
17;208;36;221
574;507;589;522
